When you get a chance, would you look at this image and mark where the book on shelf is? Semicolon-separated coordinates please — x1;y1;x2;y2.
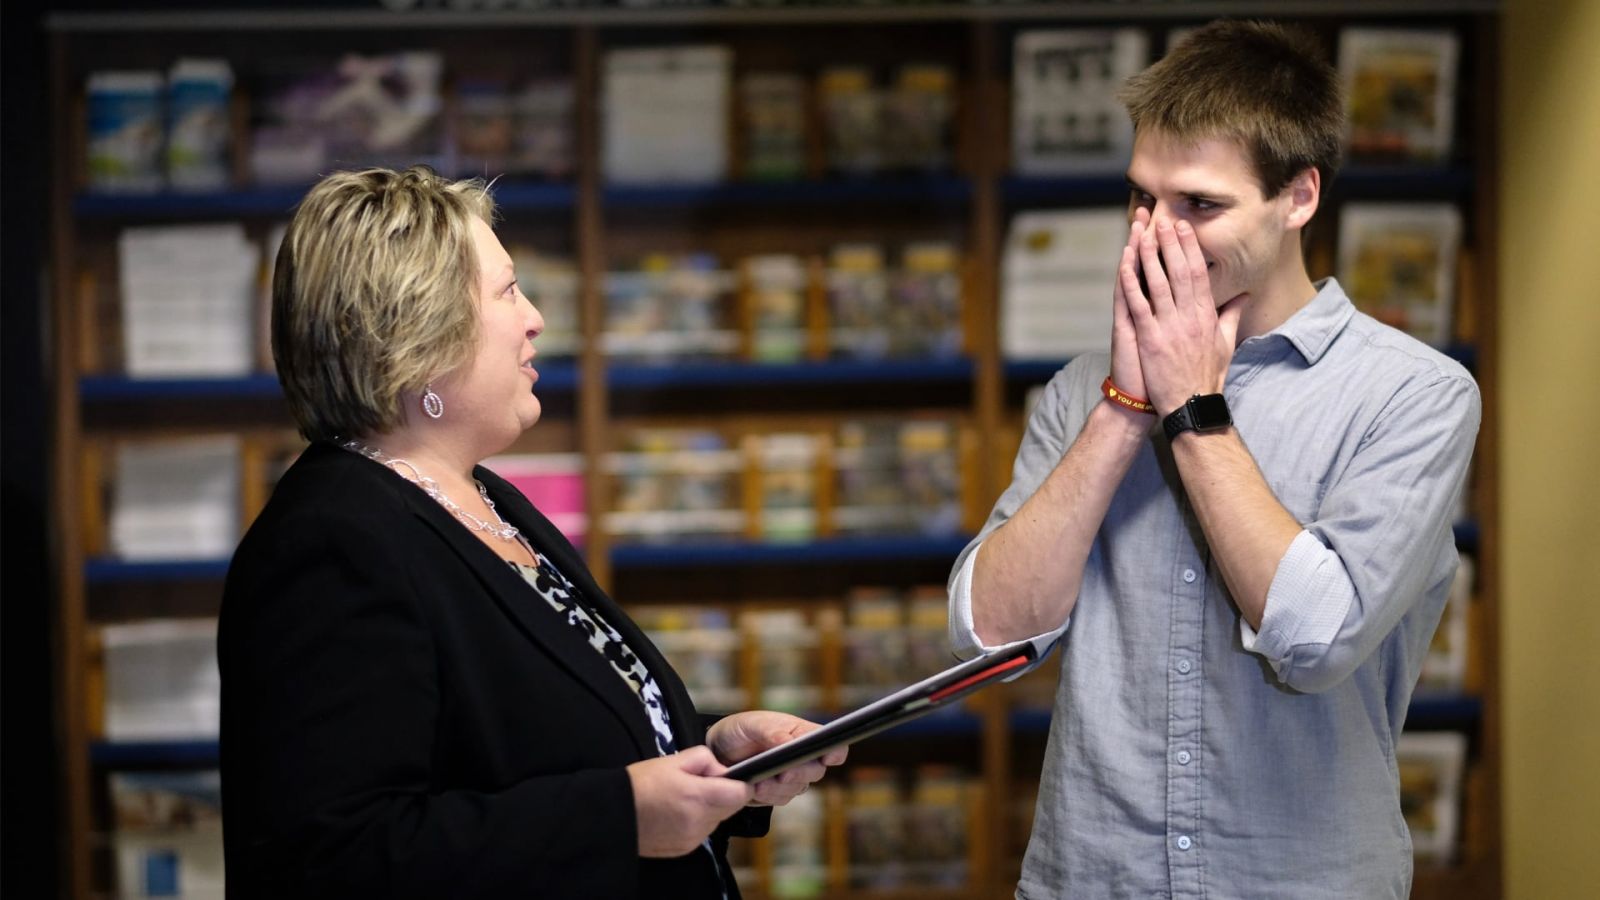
882;64;955;173
742;253;809;363
511;246;580;359
820;66;884;176
110;770;224;899
742;609;824;714
1396;731;1467;863
1012;28;1148;175
827;244;892;359
482;452;586;545
834;418;962;538
165;59;234;192
1001;208;1126;360
846;765;976;890
1339;27;1460;164
603;45;731;184
452;71;516;176
603;254;740;362
842;588;910;708
101;618;220;741
249;52;446;185
1419;554;1474;694
633;606;745;714
604;428;744;543
766;785;826;898
1337;202;1463;348
889;242;964;359
511;78;576;180
739;72;808;182
119;223;260;377
750;432;823;542
86;70;165;193
109;435;241;562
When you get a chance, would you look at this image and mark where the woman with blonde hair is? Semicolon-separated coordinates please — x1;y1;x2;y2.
219;166;842;899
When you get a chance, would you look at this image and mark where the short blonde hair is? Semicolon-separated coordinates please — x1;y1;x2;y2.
1118;20;1343;196
271;166;496;442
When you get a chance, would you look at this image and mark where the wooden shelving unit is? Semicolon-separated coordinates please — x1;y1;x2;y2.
47;4;1501;898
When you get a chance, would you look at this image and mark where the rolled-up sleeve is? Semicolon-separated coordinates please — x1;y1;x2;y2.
947;357;1101;659
1242;372;1481;692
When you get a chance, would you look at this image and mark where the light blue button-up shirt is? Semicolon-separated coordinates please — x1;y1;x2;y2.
950;279;1480;899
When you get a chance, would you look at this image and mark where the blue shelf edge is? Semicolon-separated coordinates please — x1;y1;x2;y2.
81;364;579;401
611;534;972;568
86;558;230;584
75;181;575;218
91;739;219;767
608;357;974;389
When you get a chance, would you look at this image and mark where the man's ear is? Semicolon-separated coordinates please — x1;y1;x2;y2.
1284;167;1321;231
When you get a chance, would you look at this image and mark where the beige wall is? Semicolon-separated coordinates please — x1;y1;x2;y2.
1500;0;1600;896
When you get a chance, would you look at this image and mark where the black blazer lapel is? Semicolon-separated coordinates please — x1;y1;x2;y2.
390;468;663;760
478;469;707;752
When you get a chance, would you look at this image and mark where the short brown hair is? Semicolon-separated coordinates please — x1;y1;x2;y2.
271;166;495;442
1118;20;1344;196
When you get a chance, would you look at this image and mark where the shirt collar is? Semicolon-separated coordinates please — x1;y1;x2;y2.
1244;277;1355;366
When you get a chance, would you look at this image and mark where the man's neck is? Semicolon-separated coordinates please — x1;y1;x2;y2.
1233;258;1319;344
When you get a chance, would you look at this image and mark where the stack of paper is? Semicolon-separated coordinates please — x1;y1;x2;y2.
1001;208;1126;360
603;45;731;183
109;435;240;561
102;619;220;740
1012;29;1148;175
119;223;259;377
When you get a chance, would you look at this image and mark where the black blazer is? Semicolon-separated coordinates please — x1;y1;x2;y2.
219;441;768;899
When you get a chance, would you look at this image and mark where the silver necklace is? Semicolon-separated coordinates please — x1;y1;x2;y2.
343;440;521;543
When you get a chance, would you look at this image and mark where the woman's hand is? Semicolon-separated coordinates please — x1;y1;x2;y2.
706;710;848;807
626;746;753;858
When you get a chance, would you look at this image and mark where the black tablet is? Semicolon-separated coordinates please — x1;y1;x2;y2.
723;635;1057;782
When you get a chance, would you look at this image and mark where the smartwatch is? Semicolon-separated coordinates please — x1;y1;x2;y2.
1162;393;1232;441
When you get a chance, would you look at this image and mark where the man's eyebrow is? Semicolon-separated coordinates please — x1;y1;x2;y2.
1124;176;1145;192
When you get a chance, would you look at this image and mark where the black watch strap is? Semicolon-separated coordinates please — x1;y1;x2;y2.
1162;393;1231;441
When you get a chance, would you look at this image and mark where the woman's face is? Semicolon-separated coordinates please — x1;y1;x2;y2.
431;216;545;453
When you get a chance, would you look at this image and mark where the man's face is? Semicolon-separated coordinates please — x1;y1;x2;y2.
1124;130;1300;311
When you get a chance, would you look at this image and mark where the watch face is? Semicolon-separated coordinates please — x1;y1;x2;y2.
1189;393;1232;430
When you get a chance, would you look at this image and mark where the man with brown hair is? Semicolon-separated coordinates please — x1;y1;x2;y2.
949;21;1479;897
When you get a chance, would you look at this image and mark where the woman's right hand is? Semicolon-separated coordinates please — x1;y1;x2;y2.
626;746;754;858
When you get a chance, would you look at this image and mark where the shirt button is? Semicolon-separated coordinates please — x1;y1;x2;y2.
1176;835;1193;851
1177;750;1192;765
1182;568;1197;584
1176;659;1192;674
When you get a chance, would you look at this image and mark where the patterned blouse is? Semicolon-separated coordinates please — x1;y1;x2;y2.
509;551;729;899
508;555;678;756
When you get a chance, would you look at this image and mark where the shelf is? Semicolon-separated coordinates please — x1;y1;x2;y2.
1003;343;1474;389
73;181;576;220
80;363;579;402
1002;174;1133;208
1334;165;1476;202
611;534;973;569
90;739;219;767
603;175;971;210
86;525;1469;583
608;358;975;390
84;719;983;769
85;558;230;585
47;2;1506;33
